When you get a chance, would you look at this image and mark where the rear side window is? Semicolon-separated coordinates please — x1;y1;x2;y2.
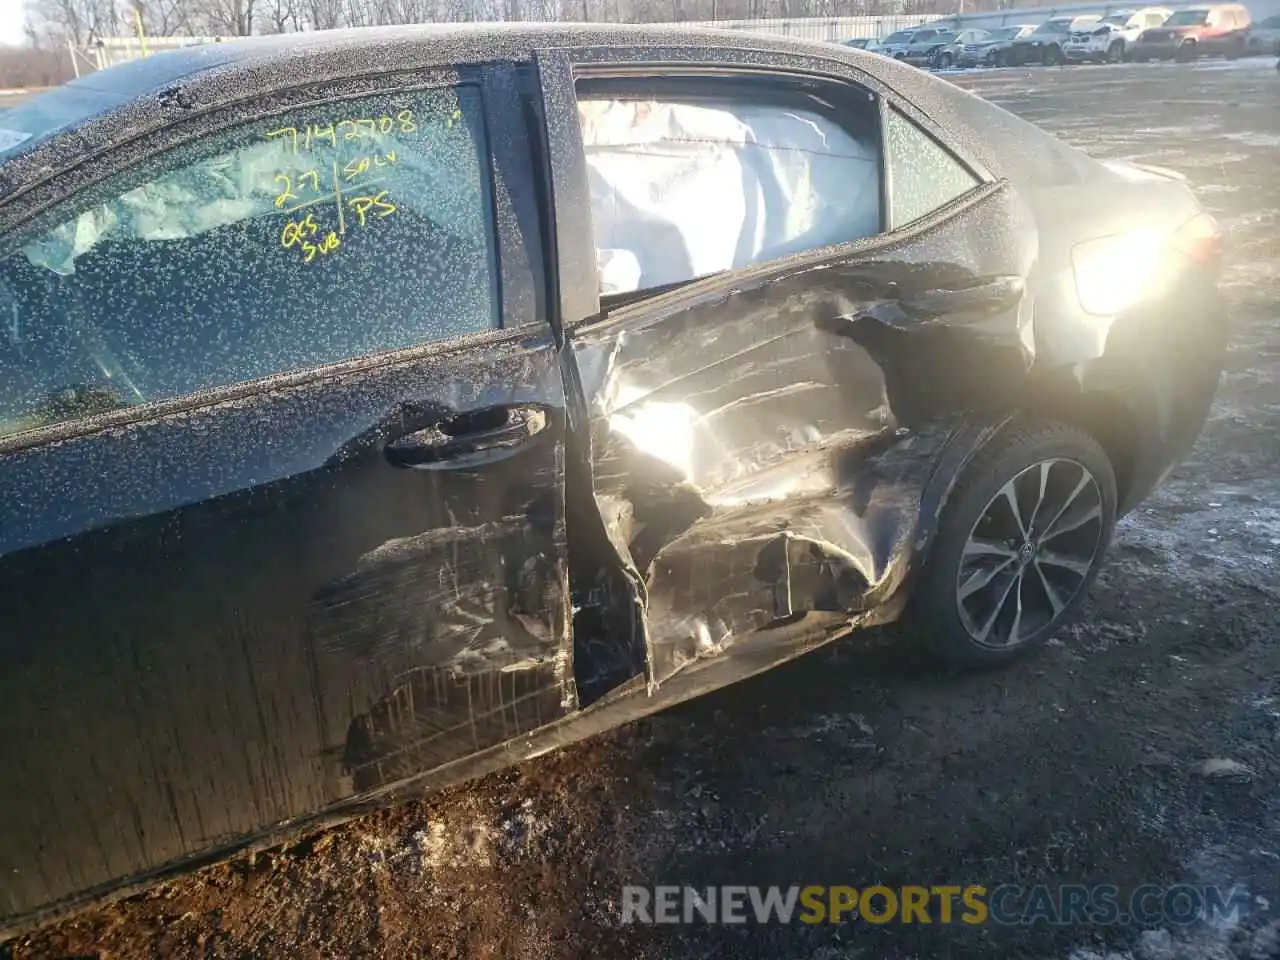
884;107;981;229
0;85;496;440
578;93;881;296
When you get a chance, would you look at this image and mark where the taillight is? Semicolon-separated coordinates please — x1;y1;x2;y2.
1169;211;1223;266
1071;212;1223;316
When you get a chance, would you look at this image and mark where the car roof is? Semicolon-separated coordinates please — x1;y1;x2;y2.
0;21;1105;212
0;25;810;149
0;23;911;173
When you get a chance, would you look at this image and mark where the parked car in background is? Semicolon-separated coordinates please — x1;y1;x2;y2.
0;22;1227;941
1245;13;1280;54
894;26;954;63
956;24;1037;66
878;28;920;58
929;28;992;68
1011;14;1103;64
1129;4;1251;60
1064;6;1172;62
843;36;876;50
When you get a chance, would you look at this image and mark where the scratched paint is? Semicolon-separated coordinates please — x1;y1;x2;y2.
0;23;1228;938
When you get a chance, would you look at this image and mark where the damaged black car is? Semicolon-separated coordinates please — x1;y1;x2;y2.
0;23;1225;935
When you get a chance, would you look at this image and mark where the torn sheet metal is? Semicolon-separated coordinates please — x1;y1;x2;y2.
570;184;1039;687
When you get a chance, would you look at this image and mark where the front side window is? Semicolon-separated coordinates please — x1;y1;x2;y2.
1165;10;1209;25
884;107;981;229
0;85;497;440
578;92;881;296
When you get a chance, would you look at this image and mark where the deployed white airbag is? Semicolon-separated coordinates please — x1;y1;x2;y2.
579;97;881;294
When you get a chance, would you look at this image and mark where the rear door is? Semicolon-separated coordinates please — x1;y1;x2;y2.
0;64;571;926
536;48;1039;692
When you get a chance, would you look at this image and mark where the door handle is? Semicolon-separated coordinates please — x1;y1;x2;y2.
384;403;550;470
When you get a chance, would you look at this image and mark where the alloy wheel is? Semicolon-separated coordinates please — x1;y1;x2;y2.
955;458;1105;649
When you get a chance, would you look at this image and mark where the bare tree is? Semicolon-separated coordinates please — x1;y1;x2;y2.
27;0;121;46
260;0;300;31
0;43;73;87
13;0;994;64
196;0;256;34
132;0;199;36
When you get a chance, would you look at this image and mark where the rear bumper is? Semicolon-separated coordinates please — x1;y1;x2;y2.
1063;42;1110;59
1087;273;1227;513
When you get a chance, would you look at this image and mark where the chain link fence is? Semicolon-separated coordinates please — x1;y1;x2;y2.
666;14;944;41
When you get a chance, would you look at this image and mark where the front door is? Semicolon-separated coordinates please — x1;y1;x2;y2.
536;48;1038;690
0;65;570;925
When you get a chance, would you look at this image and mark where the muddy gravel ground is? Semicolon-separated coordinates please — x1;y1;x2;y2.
10;60;1280;960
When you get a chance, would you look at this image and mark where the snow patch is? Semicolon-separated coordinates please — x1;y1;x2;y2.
1116;482;1280;583
1222;131;1280;149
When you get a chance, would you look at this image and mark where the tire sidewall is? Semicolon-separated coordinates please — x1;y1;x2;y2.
911;421;1118;667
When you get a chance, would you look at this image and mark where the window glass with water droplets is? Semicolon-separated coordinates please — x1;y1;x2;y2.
0;85;497;440
885;107;981;230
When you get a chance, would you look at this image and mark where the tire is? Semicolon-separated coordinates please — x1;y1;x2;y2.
1042;44;1063;65
936;51;954;68
1175;41;1196;62
906;419;1118;668
1107;40;1124;62
993;49;1008;66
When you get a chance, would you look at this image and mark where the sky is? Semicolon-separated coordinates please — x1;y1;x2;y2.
1;0;26;46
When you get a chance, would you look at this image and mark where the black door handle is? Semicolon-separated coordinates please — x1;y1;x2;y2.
384;403;550;470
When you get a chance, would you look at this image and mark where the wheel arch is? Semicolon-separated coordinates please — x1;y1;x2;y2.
1022;389;1142;514
911;388;1142;570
